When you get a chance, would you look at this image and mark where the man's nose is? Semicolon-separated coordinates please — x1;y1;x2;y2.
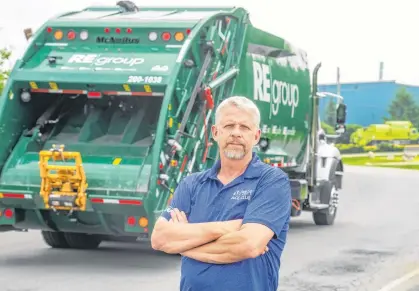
230;126;242;137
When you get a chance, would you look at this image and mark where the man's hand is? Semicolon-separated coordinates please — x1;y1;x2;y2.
169;208;188;223
169;208;242;234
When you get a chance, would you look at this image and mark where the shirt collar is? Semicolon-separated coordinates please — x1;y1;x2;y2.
206;151;263;181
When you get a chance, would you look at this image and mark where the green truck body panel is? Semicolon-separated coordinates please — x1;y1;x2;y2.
0;4;324;242
232;25;311;166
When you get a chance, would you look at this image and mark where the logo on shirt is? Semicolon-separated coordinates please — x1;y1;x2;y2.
231;189;253;200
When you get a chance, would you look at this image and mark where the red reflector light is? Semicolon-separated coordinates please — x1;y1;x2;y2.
186;29;191;35
127;216;136;226
90;198;103;203
67;30;76;40
104;28;110;33
126;28;132;33
162;32;171;41
47;27;53;33
4;209;13;219
119;200;142;205
2;193;25;199
115;28;121;34
87;91;102;98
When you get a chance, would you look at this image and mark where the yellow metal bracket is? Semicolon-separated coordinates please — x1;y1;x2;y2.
39;144;88;212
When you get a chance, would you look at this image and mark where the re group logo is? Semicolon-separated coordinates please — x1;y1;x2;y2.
67;54;145;67
252;60;300;118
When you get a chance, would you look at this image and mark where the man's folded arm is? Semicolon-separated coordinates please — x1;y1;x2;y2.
181;171;292;264
180;223;274;264
150;175;241;254
151;215;241;254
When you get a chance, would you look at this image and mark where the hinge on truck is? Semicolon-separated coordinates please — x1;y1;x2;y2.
39;144;88;213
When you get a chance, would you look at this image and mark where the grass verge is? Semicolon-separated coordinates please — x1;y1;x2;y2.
342;154;419;170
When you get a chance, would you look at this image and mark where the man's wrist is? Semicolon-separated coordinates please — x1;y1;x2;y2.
212;222;231;237
207;220;241;238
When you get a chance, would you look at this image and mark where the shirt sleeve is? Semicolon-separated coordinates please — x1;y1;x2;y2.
242;169;292;238
160;175;193;221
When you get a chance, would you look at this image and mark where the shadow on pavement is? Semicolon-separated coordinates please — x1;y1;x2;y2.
288;217;335;234
1;241;181;272
0;218;349;273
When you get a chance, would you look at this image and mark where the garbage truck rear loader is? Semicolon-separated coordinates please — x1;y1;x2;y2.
0;3;347;249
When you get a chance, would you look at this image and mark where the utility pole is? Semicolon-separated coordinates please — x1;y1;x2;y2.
336;66;341;95
379;61;384;80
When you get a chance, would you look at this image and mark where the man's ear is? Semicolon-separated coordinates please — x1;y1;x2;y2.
211;125;218;141
253;129;261;146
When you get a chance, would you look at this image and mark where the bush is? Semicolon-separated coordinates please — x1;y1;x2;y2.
320;123;363;144
336;124;363;144
335;142;405;154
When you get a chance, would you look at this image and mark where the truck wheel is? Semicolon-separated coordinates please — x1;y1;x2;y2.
312;176;339;226
63;233;102;249
41;231;70;248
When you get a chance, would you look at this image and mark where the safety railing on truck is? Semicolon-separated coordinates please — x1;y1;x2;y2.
149;9;248;214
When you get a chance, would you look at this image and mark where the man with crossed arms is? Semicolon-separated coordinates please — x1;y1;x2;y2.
151;96;292;291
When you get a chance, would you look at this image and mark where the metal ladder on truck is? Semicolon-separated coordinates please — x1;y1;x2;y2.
149;9;248;214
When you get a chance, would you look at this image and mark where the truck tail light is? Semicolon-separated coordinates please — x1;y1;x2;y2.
67;30;76;40
127;216;136;226
149;32;158;41
4;209;13;219
80;30;88;40
161;32;171;41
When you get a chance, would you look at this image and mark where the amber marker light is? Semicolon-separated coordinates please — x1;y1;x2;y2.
139;217;148;228
174;32;184;41
54;29;63;40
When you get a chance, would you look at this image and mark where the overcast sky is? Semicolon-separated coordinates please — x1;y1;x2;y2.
0;0;416;85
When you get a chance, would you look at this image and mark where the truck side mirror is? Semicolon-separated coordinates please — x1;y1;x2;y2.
336;103;347;124
335;103;347;134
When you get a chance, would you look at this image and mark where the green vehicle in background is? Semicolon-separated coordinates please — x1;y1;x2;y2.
350;120;419;146
0;2;347;249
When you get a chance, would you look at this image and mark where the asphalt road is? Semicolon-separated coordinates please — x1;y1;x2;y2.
0;165;418;291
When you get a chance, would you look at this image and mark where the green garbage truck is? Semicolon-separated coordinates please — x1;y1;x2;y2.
0;2;347;249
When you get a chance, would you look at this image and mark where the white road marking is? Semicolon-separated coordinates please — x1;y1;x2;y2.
378;267;419;291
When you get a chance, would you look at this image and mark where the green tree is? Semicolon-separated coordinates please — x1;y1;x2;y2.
0;47;12;94
385;87;419;127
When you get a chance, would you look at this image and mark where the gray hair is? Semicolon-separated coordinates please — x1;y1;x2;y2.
215;96;261;128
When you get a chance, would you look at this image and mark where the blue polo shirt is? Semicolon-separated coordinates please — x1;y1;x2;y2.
161;152;291;291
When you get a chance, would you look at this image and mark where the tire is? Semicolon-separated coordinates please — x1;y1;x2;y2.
41;231;70;248
312;174;339;226
63;233;102;249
